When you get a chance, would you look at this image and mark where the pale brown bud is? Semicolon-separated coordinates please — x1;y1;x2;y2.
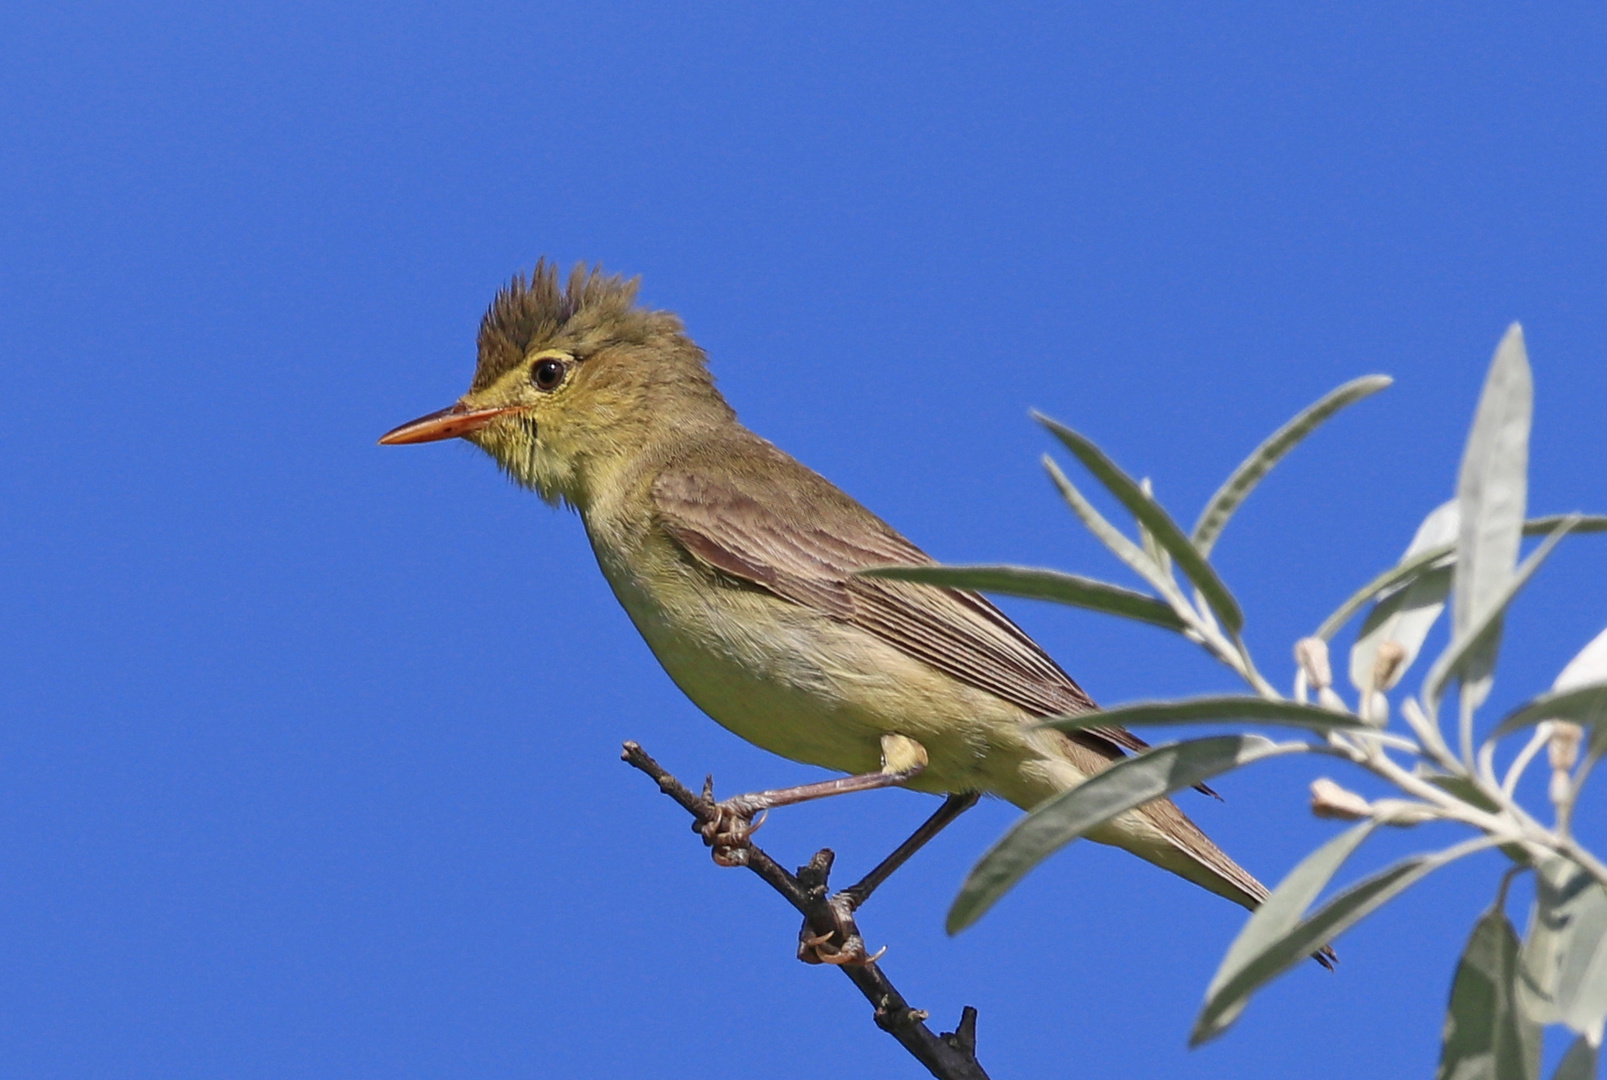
1549;722;1583;775
1296;637;1333;691
1372;640;1408;692
1310;777;1372;820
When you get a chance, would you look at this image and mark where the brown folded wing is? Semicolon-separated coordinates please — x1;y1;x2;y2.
650;435;1158;767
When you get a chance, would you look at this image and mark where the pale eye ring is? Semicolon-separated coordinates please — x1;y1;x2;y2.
532;357;568;392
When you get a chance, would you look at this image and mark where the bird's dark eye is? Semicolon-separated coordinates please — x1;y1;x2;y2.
532;357;568;391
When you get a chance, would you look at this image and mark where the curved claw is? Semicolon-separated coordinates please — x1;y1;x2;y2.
711;844;749;868
700;803;757;867
797;922;886;966
803;937;886;966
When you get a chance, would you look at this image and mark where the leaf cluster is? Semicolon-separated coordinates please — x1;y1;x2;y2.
861;326;1607;1077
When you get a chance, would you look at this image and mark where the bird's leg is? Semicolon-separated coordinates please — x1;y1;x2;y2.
797;791;979;966
699;735;928;868
840;790;980;910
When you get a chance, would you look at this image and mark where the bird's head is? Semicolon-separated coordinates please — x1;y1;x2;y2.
380;260;733;508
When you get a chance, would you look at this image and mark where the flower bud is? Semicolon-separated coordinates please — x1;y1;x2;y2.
1295;637;1333;691
1549;721;1583;775
1372;640;1408;692
1310;778;1372;820
1359;690;1390;727
1547;722;1583;809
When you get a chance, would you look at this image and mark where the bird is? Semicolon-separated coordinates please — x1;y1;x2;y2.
380;260;1278;957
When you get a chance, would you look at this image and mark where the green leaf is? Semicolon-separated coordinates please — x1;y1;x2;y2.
1313;515;1606;643
1452;324;1533;713
1425;773;1503;815
1555;627;1607;692
857;564;1186;631
1038;414;1244;633
1042;456;1176;598
1317;547;1458;642
947;735;1306;934
1040;695;1373;736
1421;775;1529;864
1437;902;1541;1080
1194;822;1375;1042
1194;839;1475;1045
1492;684;1607;741
1192;375;1393;556
1552;1037;1597;1080
1426;517;1579;711
1528;515;1607;537
1350;502;1458;694
1518;858;1607;1044
1351;567;1453;693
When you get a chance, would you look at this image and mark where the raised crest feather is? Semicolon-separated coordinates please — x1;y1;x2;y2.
472;260;672;389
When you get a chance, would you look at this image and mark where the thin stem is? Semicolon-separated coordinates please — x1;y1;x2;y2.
1333;727;1423;755
1402;697;1463;776
1174;601;1267;694
1192;586;1221;638
1558;742;1606;839
1501;724;1553;799
1230;631;1279;699
1356;742;1526;843
1476;740;1499;789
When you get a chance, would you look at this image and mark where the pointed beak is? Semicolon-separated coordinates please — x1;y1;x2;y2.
378;403;527;445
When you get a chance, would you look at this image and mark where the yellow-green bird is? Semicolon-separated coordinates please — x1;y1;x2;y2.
381;261;1272;937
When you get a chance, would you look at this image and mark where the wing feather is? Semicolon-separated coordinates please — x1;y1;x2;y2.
649;438;1156;766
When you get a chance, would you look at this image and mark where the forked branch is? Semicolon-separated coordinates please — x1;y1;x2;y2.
621;741;991;1080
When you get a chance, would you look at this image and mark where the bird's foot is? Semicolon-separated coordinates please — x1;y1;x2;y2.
695;780;768;867
797;893;886;966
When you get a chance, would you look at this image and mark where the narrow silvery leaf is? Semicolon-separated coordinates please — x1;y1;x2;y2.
1552;1037;1597;1080
858;564;1187;631
1319;547;1458;641
1555;627;1607;692
1208;821;1377;1009
1425;517;1578;711
1453;324;1533;712
1038;415;1245;633
1528;514;1607;537
947;736;1306;933
1426;774;1503;814
1315;515;1607;642
1517;858;1607;1044
1437;903;1540;1080
1192;375;1393;556
1350;567;1453;693
1042;696;1373;736
1195;841;1474;1045
1351;502;1459;693
1043;456;1176;599
1492;685;1607;741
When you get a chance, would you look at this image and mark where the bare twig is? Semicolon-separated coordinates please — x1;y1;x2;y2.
621;741;991;1080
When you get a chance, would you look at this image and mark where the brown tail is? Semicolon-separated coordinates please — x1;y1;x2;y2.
1139;796;1337;969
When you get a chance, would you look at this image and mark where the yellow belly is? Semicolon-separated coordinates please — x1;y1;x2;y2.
588;525;1078;804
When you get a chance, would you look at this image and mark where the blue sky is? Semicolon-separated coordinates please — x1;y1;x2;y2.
4;3;1606;1076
